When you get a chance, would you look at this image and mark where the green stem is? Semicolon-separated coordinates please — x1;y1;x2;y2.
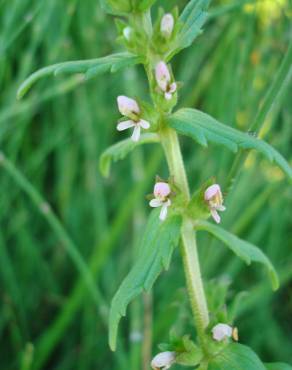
160;128;210;344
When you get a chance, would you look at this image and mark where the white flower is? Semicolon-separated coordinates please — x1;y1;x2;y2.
212;323;233;342
116;96;150;142
160;13;174;38
149;182;171;221
123;26;132;40
155;62;177;100
151;351;176;370
204;184;226;224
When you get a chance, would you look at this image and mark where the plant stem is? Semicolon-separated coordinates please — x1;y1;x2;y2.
160;127;210;344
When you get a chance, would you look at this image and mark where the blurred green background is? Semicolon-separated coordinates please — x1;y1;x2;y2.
0;0;291;369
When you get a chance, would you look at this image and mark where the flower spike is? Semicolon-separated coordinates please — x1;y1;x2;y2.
116;96;150;142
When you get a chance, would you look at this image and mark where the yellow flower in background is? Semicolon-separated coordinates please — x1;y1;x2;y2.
244;0;290;25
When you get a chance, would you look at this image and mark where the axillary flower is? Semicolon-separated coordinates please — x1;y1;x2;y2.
149;182;172;221
155;61;177;100
204;184;226;224
212;323;233;342
117;96;150;142
151;351;176;370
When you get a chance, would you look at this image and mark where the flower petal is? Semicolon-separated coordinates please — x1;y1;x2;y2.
212;323;233;342
159;203;169;221
154;182;171;198
139;119;150;130
204;184;221;201
151;351;176;369
164;92;172;100
117;95;140;116
211;209;221;224
169;82;177;93
149;199;162;208
117;120;135;131
131;125;141;142
217;205;226;212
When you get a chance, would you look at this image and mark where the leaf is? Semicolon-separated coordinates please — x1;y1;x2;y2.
136;0;157;11
109;210;182;351
99;133;159;177
168;0;209;58
265;363;292;370
208;343;266;370
99;0;131;15
167;108;292;179
196;220;279;290
175;336;202;366
17;52;140;99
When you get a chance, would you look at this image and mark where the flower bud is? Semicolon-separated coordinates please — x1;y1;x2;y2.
160;13;174;38
212;323;233;342
155;61;171;92
151;351;176;370
123;26;132;40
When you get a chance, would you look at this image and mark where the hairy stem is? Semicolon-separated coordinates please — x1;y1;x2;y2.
160;127;210;344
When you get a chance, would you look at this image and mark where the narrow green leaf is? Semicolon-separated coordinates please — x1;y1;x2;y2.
109;210;182;351
99;133;159;177
265;363;292;370
168;0;209;58
196;220;279;290
17;52;140;99
167;108;292;179
208;343;266;370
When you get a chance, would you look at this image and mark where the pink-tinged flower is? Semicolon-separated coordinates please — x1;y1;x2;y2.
117;96;150;142
155;62;177;100
160;13;174;38
149;182;171;221
212;323;233;342
117;96;140;117
204;184;226;224
151;351;176;370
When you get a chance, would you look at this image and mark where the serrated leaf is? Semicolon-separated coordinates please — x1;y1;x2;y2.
99;133;159;177
17;52;140;99
265;363;292;370
167;108;292;179
196;221;279;290
109;210;182;351
208;343;266;370
168;0;209;58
